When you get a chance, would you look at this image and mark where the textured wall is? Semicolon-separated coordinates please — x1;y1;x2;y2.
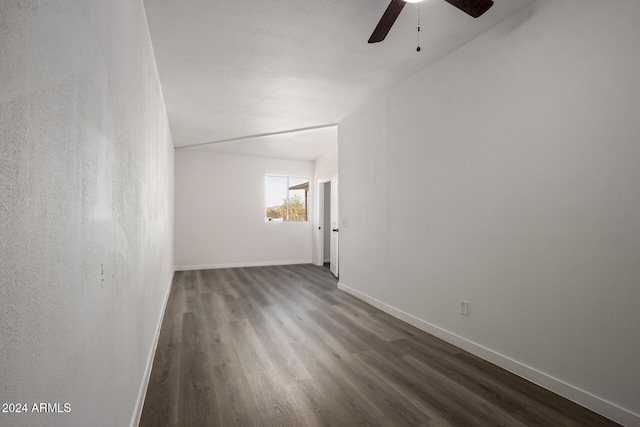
338;0;640;425
0;1;174;426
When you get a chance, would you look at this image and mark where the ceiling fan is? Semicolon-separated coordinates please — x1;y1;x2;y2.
368;0;494;44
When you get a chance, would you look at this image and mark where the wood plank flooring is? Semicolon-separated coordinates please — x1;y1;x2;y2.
139;264;618;427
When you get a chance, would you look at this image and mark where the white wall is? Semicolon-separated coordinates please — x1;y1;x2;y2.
314;149;338;182
338;1;640;425
175;150;314;269
0;1;174;427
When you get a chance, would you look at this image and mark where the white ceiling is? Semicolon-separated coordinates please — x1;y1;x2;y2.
144;0;535;157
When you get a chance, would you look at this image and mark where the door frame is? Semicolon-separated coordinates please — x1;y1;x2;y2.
315;176;338;276
315;180;329;266
329;176;338;278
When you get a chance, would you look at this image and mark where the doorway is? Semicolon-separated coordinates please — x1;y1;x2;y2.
317;177;338;278
322;181;331;267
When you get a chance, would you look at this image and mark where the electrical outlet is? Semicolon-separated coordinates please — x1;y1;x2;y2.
460;300;469;316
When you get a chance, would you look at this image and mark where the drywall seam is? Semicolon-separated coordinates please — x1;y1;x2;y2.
129;271;175;427
175;260;313;272
337;282;639;427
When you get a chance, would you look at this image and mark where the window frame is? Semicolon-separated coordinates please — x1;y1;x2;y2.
265;175;310;223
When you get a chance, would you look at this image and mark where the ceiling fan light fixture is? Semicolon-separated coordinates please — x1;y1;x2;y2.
369;0;494;44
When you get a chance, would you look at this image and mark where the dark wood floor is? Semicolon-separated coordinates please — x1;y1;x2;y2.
140;264;618;427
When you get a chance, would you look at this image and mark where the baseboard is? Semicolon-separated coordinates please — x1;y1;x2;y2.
130;271;175;427
175;259;312;271
337;282;639;427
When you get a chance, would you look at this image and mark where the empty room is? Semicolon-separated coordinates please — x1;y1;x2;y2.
1;0;639;426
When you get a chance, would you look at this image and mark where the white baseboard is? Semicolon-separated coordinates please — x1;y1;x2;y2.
337;282;639;427
130;271;175;427
175;259;312;271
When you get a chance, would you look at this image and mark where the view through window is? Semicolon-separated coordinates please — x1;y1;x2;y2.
265;176;309;222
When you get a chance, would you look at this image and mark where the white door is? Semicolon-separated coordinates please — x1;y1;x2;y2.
329;176;339;277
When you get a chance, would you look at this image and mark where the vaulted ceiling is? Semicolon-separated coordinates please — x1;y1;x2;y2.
144;0;536;156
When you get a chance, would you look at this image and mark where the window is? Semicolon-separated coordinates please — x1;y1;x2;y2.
265;176;309;222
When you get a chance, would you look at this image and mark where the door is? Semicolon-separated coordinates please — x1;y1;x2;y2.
329;176;339;277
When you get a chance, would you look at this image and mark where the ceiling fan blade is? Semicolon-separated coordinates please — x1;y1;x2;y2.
368;0;407;44
444;0;494;18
